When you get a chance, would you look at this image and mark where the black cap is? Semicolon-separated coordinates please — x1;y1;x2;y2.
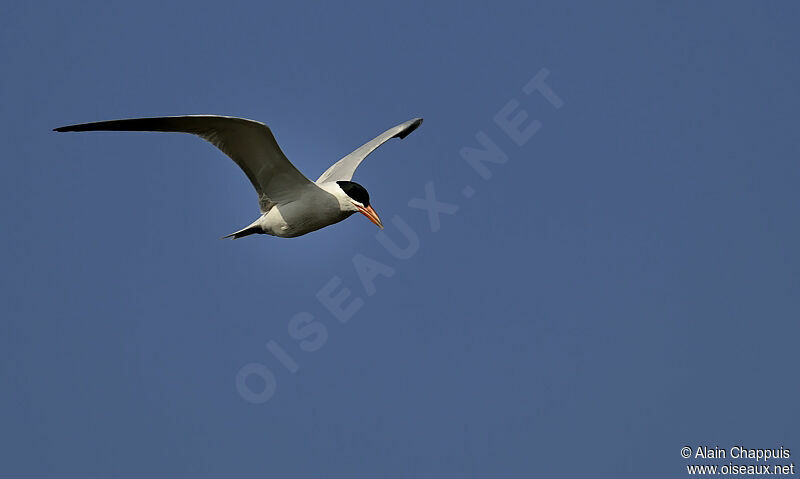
336;181;370;206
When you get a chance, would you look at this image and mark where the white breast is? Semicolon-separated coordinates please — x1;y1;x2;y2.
258;187;351;238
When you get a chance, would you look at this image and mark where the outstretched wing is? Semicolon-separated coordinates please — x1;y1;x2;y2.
315;118;423;184
54;115;317;212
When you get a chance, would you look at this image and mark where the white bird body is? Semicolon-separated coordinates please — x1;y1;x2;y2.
54;115;423;239
242;182;353;238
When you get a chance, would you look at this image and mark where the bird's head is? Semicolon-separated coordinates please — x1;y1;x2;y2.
335;180;383;229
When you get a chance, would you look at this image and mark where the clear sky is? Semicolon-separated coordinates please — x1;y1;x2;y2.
2;1;798;477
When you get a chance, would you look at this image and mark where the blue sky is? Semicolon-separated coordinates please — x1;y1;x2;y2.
2;1;799;477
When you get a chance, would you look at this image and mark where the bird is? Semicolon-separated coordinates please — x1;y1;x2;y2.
54;115;423;239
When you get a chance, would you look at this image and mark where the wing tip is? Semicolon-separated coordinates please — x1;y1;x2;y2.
395;117;423;139
54;123;88;132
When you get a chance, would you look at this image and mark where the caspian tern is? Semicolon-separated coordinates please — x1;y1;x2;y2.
54;116;423;239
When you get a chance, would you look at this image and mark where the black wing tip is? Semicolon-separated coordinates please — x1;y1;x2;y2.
395;117;423;139
54;124;87;132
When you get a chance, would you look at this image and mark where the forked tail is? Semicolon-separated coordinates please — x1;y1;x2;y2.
222;225;262;240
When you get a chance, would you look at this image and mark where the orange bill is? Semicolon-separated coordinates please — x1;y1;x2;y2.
357;204;383;229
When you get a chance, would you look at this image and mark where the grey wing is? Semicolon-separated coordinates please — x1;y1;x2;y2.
315;117;423;184
54;115;316;212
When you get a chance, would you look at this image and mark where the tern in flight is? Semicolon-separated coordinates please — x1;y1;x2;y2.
54;116;423;239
